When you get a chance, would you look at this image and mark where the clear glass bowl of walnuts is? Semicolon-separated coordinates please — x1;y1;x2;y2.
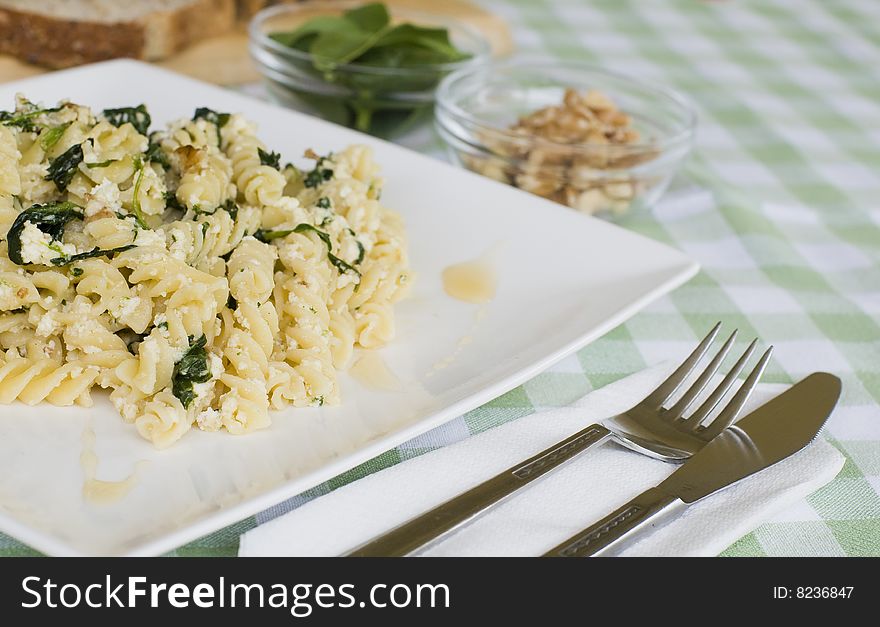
435;59;696;218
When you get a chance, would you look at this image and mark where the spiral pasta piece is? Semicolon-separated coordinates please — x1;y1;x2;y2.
175;147;234;212
227;236;276;304
114;333;176;396
135;389;191;449
223;115;285;207
0;354;99;406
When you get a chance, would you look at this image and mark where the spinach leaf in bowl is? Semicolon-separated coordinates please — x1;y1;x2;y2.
268;2;471;135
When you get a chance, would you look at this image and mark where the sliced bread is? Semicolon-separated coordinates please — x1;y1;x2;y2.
0;0;236;68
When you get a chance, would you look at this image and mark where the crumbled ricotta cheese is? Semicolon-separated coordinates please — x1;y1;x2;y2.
171;344;188;362
84;180;121;217
233;307;250;329
81;140;98;163
196;408;221;431
19;222;77;265
191;379;215;404
219;391;240;422
134;249;167;265
209;353;222;378
134;228;165;249
111;296;141;321
35;310;60;337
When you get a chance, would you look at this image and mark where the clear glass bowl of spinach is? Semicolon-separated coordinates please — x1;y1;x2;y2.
249;1;490;138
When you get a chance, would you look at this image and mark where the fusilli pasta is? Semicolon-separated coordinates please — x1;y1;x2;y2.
0;96;410;447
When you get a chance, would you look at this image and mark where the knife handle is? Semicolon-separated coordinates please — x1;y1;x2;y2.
347;424;613;556
543;488;685;557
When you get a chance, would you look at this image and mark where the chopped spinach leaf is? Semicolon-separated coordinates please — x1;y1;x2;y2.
193;107;230;128
144;136;170;169
316;197;331;209
346;228;365;265
39;122;71;151
49;245;135;266
253;228;292;242
45;143;83;191
328;252;360;277
254;223;331;248
255;223;360;278
164;190;186;213
221;198;238;221
102;104;151;136
86;159;117;168
303;156;334;188
171;335;212;409
129;155;150;229
258;147;282;170
7;201;83;265
292;223;333;249
0;103;62;132
70;266;84;277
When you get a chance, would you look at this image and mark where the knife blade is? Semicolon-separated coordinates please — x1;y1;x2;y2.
543;371;841;557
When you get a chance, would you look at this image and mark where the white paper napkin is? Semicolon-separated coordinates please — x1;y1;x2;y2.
239;364;845;557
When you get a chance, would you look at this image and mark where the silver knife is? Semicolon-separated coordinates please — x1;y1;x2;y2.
543;372;841;557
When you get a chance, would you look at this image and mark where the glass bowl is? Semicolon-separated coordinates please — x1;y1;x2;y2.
249;1;491;138
435;59;697;218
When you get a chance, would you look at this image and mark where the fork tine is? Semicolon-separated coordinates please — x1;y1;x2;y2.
683;338;758;428
700;346;773;439
665;329;738;420
642;322;721;408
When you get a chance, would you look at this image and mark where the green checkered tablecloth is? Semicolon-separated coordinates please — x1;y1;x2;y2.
3;0;879;557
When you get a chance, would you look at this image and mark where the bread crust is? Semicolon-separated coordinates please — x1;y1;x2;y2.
145;0;236;60
0;0;236;68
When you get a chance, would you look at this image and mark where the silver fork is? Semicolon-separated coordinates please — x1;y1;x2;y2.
348;323;772;557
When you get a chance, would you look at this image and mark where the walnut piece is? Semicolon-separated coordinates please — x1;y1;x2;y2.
464;88;659;216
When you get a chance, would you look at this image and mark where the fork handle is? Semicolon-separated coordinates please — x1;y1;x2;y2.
347;424;613;556
543;488;685;557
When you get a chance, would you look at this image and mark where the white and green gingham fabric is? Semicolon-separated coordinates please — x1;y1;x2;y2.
3;0;879;557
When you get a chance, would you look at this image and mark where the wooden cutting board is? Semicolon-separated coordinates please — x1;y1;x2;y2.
0;0;512;86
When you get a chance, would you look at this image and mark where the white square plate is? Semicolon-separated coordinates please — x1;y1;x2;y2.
0;61;697;555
